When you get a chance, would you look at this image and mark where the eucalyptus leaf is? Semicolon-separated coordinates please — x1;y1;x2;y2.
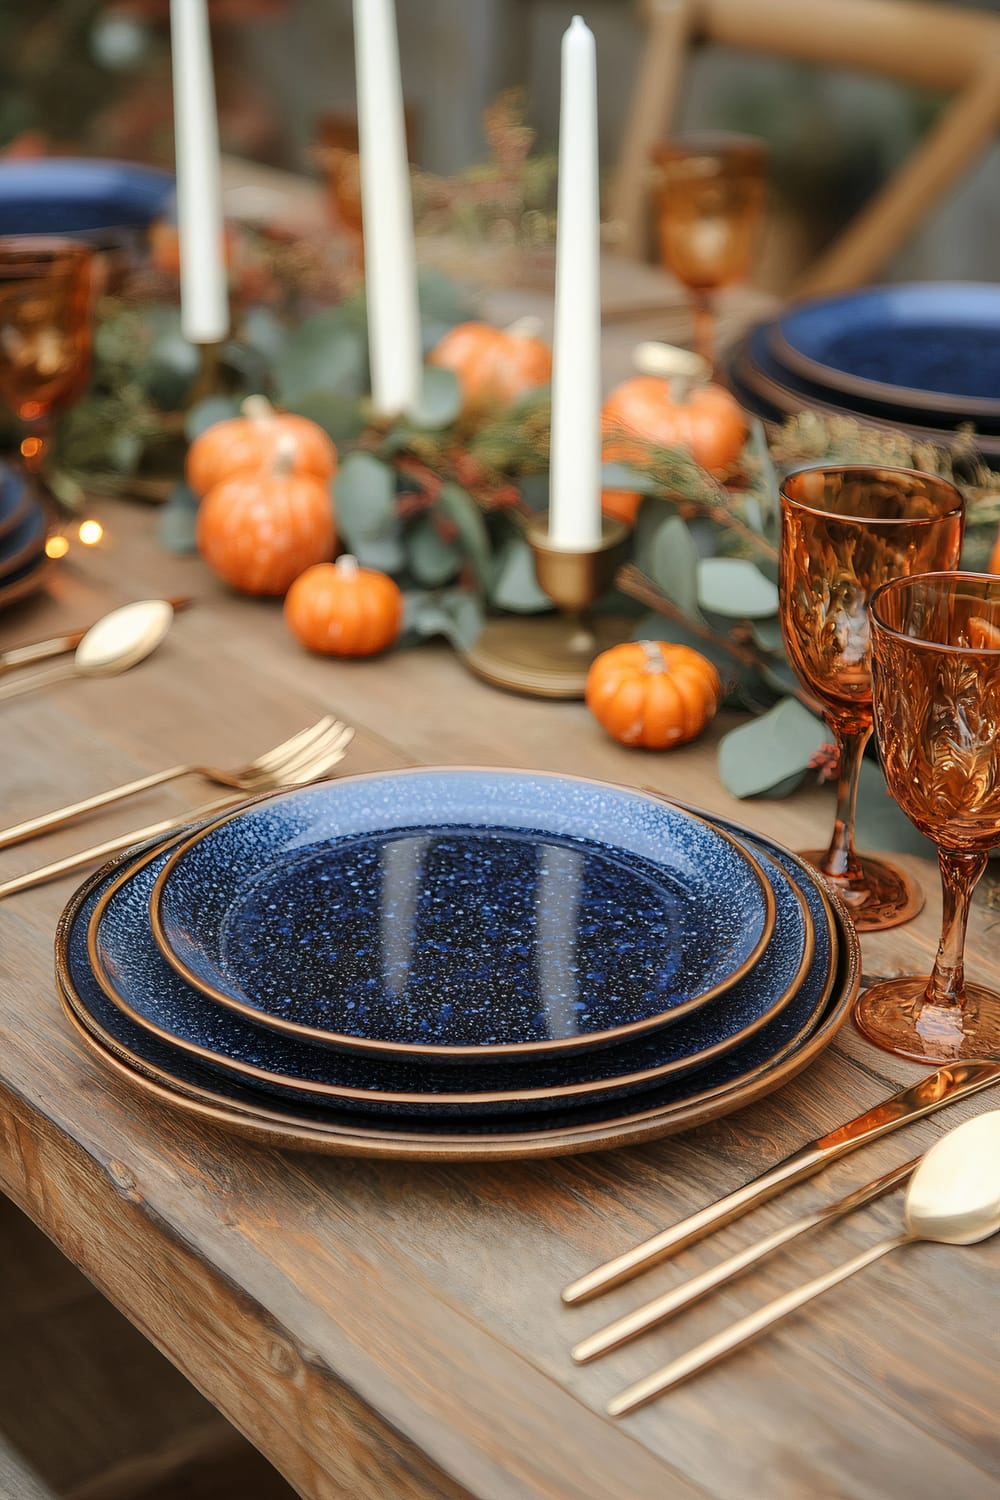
157;482;200;554
139;327;200;410
402;589;484;651
750;617;786;655
416;268;479;331
185;396;241;443
274;309;368;404
491;534;552;613
631;494;679;577
436;483;494;595
718;696;828;799
650;516;702;619
517;474;550;512
600;462;660;495
698;558;780;619
108;429;143;474
334;451;403;569
219;338;272;394
291;390;367;445
240;306;287;362
409;366;463;430
406;516;462;586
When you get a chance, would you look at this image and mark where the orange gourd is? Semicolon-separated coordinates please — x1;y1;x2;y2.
196;436;336;595
989;529;1000;575
285;555;404;657
602;375;747;475
585;640;722;749
428;318;552;410
186;396;337;498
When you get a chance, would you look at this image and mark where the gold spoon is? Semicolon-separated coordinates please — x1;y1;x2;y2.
0;598;176;702
609;1109;1000;1416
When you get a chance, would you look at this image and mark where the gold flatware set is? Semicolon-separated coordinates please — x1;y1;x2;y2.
0;716;354;898
563;1062;1000;1413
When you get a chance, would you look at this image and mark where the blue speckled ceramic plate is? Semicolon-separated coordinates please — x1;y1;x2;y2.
0;496;47;580
150;770;776;1062
773;284;1000;422
55;823;855;1158
0;466;29;544
0;158;173;239
86;829;812;1115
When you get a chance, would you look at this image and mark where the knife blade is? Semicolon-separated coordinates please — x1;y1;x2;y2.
561;1059;1000;1304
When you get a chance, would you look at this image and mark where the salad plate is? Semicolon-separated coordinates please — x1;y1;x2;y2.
56;825;856;1160
150;770;775;1062
87;829;813;1114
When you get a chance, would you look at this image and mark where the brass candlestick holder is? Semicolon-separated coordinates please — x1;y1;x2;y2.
462;516;631;698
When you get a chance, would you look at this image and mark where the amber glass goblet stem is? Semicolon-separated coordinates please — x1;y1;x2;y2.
928;848;988;1009
690;290;715;371
819;723;871;882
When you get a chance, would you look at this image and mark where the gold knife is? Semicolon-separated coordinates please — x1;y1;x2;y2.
561;1059;1000;1304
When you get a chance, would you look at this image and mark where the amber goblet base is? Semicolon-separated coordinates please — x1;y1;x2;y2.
797;850;923;933
855;979;1000;1065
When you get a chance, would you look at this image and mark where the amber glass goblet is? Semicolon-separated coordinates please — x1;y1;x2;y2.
855;572;1000;1061
0;237;95;476
651;132;767;370
779;466;965;932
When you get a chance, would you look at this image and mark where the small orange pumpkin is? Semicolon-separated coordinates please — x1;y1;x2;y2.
428;318;552;410
602;375;747;474
585;640;722;749
196;436;336;595
186;396;337;498
989;528;1000;575
285;555;404;657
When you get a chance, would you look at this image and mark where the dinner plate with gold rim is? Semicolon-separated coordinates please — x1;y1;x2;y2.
149;769;776;1063
84;826;812;1115
57;894;856;1161
56;821;850;1157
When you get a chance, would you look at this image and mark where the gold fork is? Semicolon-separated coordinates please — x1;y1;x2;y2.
0;720;355;898
0;716;342;850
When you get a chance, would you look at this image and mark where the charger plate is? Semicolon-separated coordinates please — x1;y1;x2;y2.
56;824;857;1160
772;283;1000;423
87;830;812;1115
150;770;775;1063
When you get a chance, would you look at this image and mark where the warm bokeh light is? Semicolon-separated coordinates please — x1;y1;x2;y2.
78;519;104;546
45;534;70;559
19;435;43;461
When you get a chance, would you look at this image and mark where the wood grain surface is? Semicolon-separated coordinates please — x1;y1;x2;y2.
1;499;998;1500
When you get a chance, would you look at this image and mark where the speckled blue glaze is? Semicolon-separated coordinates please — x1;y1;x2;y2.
0;465;26;541
153;771;772;1058
62;826;838;1134
0;496;45;574
84;831;810;1116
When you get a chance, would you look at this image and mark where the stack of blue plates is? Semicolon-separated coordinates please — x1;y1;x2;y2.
55;768;861;1160
0;466;51;610
724;282;1000;466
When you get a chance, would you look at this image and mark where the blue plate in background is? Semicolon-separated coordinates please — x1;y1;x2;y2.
0;158;174;239
773;283;1000;421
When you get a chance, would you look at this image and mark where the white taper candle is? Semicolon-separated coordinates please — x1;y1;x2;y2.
353;0;423;419
169;0;229;345
548;15;603;552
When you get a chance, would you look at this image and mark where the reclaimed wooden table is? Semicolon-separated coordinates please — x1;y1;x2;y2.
1;496;998;1500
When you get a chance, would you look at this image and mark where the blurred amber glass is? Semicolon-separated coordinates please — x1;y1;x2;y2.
651;132;767;367
0;237;94;469
856;572;1000;1061
779;466;964;931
